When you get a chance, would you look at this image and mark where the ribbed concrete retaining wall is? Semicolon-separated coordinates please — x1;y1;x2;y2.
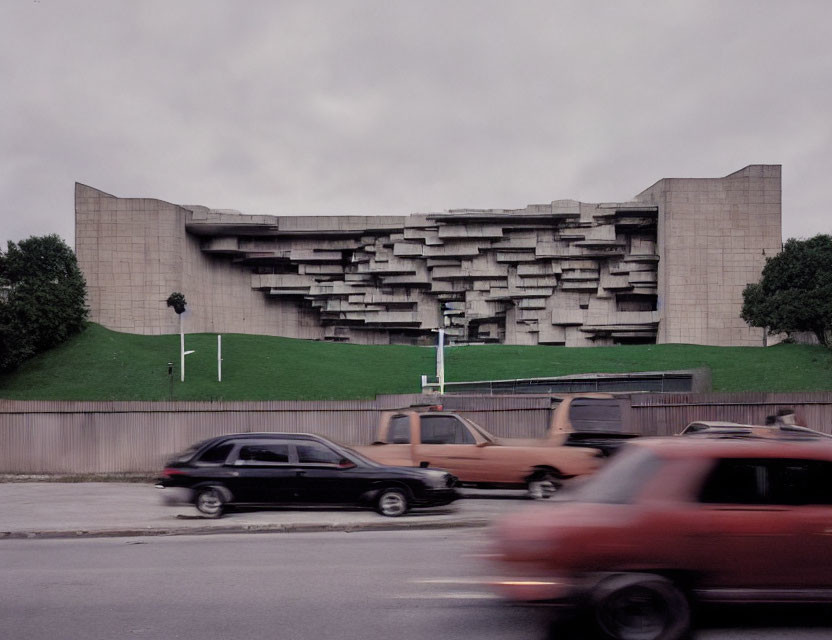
1;393;831;473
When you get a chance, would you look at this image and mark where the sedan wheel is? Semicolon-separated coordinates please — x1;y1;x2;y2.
376;488;408;517
195;486;226;518
593;574;690;640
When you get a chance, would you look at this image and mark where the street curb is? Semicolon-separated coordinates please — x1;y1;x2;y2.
0;517;491;540
0;474;155;483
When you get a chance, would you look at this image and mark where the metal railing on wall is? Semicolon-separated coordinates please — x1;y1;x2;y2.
421;369;708;395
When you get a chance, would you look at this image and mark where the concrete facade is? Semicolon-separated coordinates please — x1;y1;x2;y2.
635;165;782;346
75;165;781;346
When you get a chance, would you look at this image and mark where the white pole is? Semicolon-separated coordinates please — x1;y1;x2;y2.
437;328;445;395
180;314;185;383
218;335;222;382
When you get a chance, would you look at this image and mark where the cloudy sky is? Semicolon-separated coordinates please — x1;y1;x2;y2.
2;0;830;249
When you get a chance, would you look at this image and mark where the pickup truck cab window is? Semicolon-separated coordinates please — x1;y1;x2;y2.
461;417;496;443
568;398;623;433
420;415;475;445
387;415;411;444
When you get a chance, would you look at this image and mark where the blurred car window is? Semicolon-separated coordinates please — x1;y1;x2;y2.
568;398;623;433
420;416;475;445
172;439;209;462
387;415;411;444
700;458;832;506
568;446;662;503
700;459;765;504
197;442;234;465
296;442;340;464
238;444;290;464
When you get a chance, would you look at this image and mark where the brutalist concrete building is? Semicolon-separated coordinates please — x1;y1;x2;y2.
74;165;781;347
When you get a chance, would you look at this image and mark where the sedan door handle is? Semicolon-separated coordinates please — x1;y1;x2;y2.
296;470;306;477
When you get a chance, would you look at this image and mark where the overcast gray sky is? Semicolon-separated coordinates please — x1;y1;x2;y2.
2;0;830;249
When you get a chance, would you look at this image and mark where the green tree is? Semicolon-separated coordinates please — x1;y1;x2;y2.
0;234;88;371
741;234;832;346
166;291;187;314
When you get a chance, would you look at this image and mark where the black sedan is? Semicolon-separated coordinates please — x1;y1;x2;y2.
156;432;459;517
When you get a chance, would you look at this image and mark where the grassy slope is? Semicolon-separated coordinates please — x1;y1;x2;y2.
0;324;830;401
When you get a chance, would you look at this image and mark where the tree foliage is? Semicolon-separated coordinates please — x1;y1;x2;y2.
0;234;88;371
166;292;187;315
741;234;832;346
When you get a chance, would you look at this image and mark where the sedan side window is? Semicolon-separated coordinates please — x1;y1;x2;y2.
237;444;290;464
700;458;832;506
420;416;475;445
700;459;766;504
770;460;832;506
296;442;341;465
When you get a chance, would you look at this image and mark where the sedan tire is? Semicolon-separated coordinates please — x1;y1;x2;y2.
591;573;690;640
376;487;409;517
195;486;227;518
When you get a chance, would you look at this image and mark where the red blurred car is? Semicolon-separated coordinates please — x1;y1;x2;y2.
490;435;832;640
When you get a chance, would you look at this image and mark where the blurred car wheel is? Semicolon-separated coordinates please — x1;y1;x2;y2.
592;574;690;640
527;472;560;500
376;487;409;517
195;486;226;518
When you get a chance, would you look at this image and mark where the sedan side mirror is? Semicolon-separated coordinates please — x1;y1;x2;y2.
338;458;356;469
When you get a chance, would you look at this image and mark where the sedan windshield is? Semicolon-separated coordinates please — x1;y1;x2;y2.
171;439;211;463
566;446;662;504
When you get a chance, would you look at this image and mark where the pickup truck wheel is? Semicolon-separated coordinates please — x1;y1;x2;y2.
527;472;560;500
376;488;409;517
591;574;690;640
195;486;226;518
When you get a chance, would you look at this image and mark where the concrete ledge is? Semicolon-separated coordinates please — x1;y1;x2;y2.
0;474;154;483
0;517;492;540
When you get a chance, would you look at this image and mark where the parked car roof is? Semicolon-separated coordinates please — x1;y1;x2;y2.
679;420;832;440
205;432;324;439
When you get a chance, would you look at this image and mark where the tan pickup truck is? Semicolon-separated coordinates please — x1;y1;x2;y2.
549;393;640;456
354;405;604;498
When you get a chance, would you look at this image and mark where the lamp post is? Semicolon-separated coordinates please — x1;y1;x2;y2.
166;292;194;382
435;328;445;395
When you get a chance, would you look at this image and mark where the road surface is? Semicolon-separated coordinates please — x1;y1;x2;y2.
1;530;830;639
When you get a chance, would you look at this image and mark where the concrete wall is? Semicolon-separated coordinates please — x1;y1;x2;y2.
76;184;324;338
2;392;830;474
75;184;185;335
636;165;782;346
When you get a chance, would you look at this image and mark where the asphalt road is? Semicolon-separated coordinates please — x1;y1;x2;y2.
1;530;831;640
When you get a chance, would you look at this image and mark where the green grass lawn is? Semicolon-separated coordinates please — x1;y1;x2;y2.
0;323;830;401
